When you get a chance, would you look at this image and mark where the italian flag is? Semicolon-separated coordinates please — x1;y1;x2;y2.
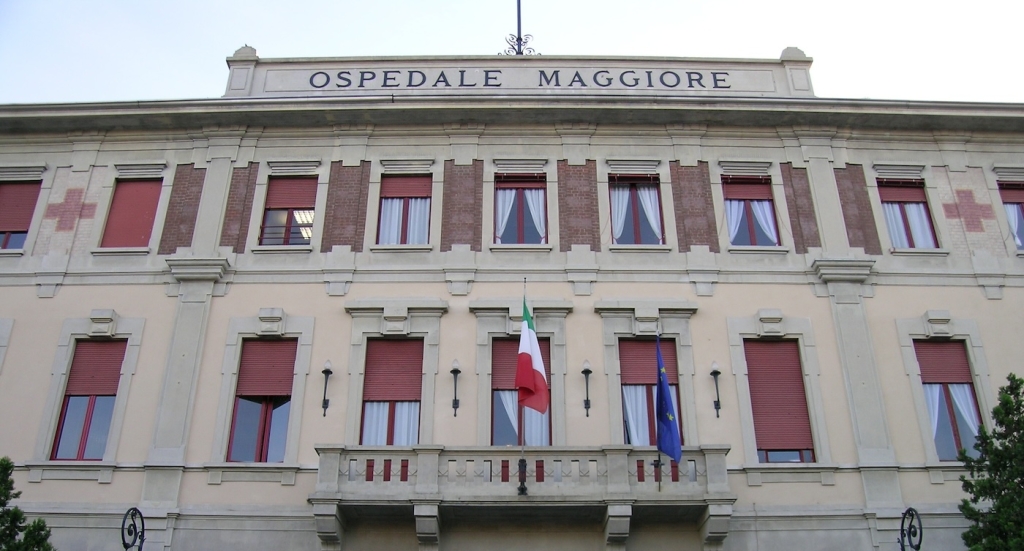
515;299;549;413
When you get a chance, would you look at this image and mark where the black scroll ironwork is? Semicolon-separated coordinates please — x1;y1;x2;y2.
899;507;923;551
121;507;146;551
501;0;538;55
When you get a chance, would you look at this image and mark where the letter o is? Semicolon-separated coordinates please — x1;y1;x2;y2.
659;71;681;88
309;71;330;89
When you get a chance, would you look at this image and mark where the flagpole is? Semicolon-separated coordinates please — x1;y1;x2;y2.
520;277;527;494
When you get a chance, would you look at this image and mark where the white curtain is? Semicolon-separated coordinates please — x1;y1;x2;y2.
883;203;910;248
362;402;389;445
923;384;941;438
610;187;630;244
494;189;516;243
392;401;420;445
636;185;663;244
725;200;744;244
1005;204;1022;248
497;390;518;438
949;384;980;437
523;189;547;244
523;407;550;446
905;203;936;248
406;198;430;244
622;385;650;446
378;199;403;245
750;200;778;245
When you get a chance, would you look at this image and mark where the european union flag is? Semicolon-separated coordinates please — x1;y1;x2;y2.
655;334;682;463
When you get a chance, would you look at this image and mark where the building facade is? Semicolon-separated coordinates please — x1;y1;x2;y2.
0;46;1022;551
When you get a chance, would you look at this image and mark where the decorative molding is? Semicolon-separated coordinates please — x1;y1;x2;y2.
718;160;772;176
873;163;924;179
606;159;660;174
379;158;435;174
114;162;167;179
813;259;874;283
88;309;119;338
0;163;47;181
165;257;230;282
493;158;548;173
257;308;288;337
993;165;1024;182
267;159;321;175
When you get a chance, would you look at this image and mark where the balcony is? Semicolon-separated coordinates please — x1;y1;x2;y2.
309;444;735;549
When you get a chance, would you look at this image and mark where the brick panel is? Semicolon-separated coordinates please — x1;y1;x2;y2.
556;160;599;251
158;164;206;254
219;162;259;253
441;160;483;252
834;164;882;255
322;161;371;252
779;163;821;254
669;161;719;252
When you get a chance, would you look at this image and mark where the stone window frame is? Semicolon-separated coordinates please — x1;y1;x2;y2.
485;158;557;252
594;300;700;447
0;319;11;378
89;162;175;256
727;309;833;471
600;159;676;252
367;159;440;253
991;165;1024;258
343;299;448;445
28;310;145;483
0;163;49;258
712;160;794;254
246;160;329;254
468;299;572;446
867;163;951;256
895;311;995;469
208;308;314;481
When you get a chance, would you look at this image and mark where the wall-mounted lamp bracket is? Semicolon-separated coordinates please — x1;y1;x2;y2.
321;360;334;417
450;361;462;416
581;361;593;417
710;362;722;418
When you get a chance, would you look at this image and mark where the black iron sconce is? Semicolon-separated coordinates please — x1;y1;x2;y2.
710;362;722;418
518;458;528;495
581;361;593;417
321;361;333;417
450;360;462;416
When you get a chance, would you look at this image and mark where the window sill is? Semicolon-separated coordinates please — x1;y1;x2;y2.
889;248;950;257
204;462;300;486
370;244;434;253
727;245;789;254
0;248;24;257
251;245;314;254
1015;250;1024;257
24;460;117;483
489;244;553;252
739;462;837;486
609;244;671;252
91;246;150;256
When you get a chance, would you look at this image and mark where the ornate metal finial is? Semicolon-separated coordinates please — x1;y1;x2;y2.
500;0;539;55
899;507;922;551
121;507;146;551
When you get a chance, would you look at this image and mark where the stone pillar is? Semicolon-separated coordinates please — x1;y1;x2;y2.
793;129;852;255
604;502;632;551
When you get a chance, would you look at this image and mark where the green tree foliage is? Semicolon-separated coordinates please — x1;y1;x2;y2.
959;373;1024;551
0;457;55;551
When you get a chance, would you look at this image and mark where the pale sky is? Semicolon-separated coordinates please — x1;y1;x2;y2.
0;0;1021;105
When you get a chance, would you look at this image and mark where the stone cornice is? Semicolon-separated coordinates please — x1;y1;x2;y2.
813;258;875;283
165;257;230;282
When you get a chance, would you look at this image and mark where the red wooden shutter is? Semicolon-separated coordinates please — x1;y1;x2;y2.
100;180;162;247
0;181;41;232
380;176;432;198
65;340;126;395
722;176;772;200
235;339;297;396
998;184;1024;204
744;340;813;450
877;180;927;202
619;339;678;385
915;341;972;383
265;178;318;209
609;174;660;185
491;337;551;389
495;173;546;189
364;339;424;401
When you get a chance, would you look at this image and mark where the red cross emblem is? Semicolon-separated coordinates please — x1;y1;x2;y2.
44;188;97;232
943;190;995;233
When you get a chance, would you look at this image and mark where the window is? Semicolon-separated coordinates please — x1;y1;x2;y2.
227;339;296;463
723;176;779;246
0;181;41;249
878;180;937;249
378;175;431;245
609;175;663;245
492;338;551;446
494;174;546;244
51;340;125;460
100;180;162;248
361;339;422;445
914;341;982;461
744;340;814;463
999;183;1024;250
260;177;317;246
619;338;682;447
